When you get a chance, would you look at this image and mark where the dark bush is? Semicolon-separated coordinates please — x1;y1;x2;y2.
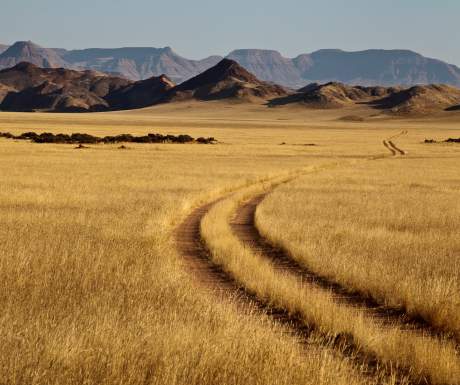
33;133;59;143
148;133;166;143
0;131;218;145
104;134;134;143
176;134;194;143
18;132;39;140
196;137;217;144
132;135;152;143
70;133;100;144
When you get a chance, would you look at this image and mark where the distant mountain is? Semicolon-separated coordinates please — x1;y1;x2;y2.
1;41;460;88
227;49;460;88
0;62;172;112
0;44;9;54
163;59;288;102
0;41;222;83
0;41;69;70
227;49;303;88
61;47;222;82
298;49;460;87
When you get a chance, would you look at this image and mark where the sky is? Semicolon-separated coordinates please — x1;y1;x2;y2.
2;0;460;65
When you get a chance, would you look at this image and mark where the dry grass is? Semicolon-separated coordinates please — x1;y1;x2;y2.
0;101;458;384
256;151;460;339
0;137;364;385
201;167;460;385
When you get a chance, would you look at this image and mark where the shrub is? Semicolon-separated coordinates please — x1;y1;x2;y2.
0;131;218;145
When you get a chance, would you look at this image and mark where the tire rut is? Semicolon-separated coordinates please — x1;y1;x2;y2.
175;197;423;385
383;140;397;155
231;192;458;344
384;131;407;155
388;140;406;155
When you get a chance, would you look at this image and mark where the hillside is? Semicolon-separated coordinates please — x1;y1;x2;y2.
270;81;460;114
0;44;9;54
105;75;175;109
163;59;289;102
372;84;460;114
0;62;172;112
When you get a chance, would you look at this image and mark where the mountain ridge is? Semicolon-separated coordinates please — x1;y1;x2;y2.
61;46;223;82
0;41;69;70
1;41;460;89
1;61;459;114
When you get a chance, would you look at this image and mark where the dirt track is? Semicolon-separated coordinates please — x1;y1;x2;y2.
383;140;397;155
231;193;456;342
173;142;453;385
384;131;407;155
388;140;406;155
174;194;411;385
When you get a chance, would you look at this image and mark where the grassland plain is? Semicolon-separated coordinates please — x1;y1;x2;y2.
0;101;459;385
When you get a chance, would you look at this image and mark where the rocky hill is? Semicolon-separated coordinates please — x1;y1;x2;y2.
163;59;289;102
0;44;9;54
0;62;172;112
270;81;460;114
372;84;460;114
105;75;175;109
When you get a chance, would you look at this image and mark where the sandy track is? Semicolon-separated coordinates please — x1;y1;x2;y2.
174;146;440;385
231;193;458;345
388;140;406;155
383;140;397;155
384;131;407;155
175;197;315;329
174;196;412;384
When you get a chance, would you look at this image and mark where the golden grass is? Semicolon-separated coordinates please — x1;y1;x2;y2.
0;102;459;384
0;138;366;385
201;166;460;385
256;154;460;338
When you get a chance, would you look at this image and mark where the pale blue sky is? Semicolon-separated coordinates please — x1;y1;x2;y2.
2;0;459;65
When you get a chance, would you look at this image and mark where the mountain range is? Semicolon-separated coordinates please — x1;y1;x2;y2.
0;59;291;112
1;41;460;88
1;59;460;114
